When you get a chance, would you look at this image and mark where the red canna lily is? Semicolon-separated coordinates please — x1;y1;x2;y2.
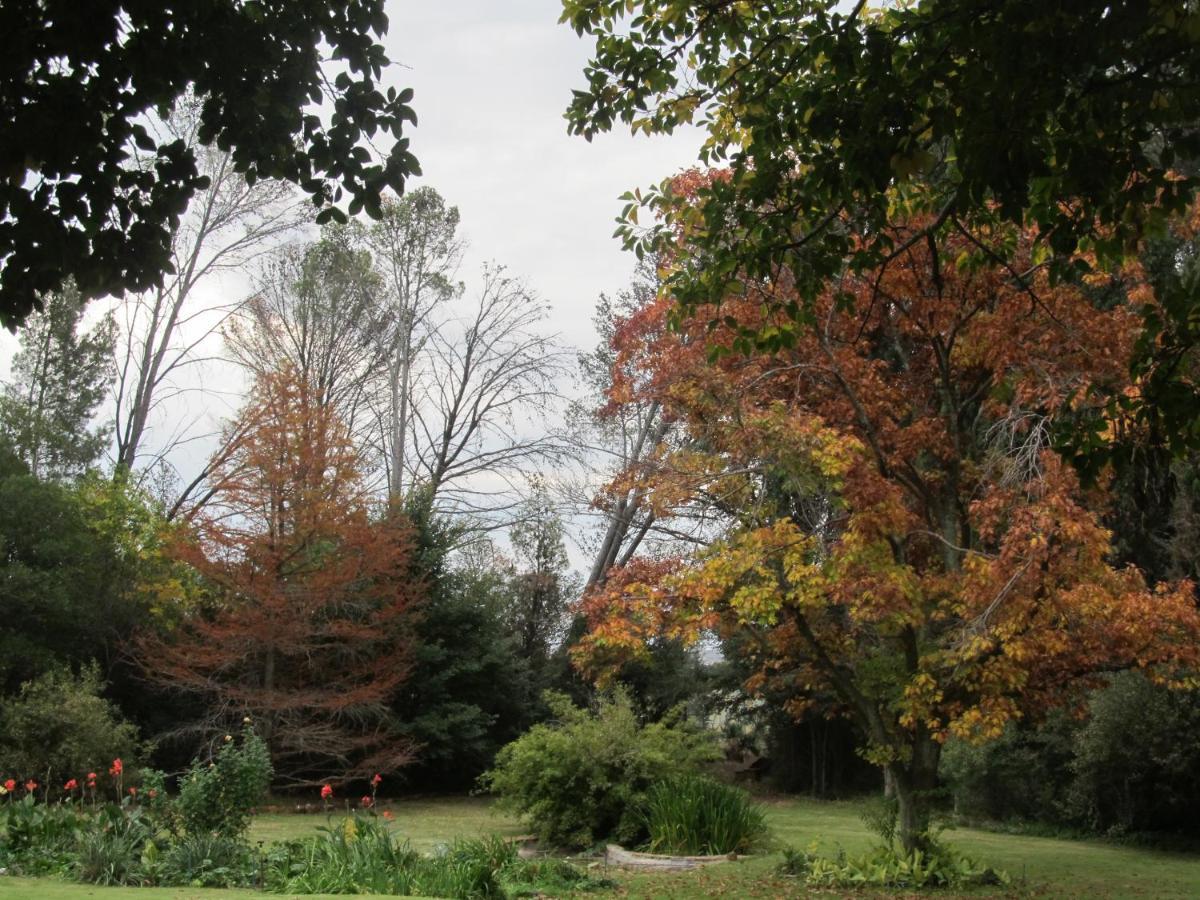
24;780;37;792
361;795;373;808
128;786;137;797
3;779;15;792
109;759;123;777
371;773;382;787
320;784;333;800
64;779;78;791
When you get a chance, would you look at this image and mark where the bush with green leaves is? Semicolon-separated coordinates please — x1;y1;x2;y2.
0;794;90;876
642;775;768;855
0;664;148;788
176;723;272;839
480;689;720;849
72;805;152;886
160;832;255;888
942;672;1200;837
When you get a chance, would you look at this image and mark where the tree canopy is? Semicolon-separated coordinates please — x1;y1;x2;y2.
0;0;419;329
562;0;1200;332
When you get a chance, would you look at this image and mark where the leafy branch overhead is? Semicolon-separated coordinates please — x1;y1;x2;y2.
562;0;1200;331
0;0;420;329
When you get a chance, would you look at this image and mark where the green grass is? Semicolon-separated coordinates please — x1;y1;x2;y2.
2;795;1199;898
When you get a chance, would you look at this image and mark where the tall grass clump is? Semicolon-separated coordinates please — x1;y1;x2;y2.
643;775;768;855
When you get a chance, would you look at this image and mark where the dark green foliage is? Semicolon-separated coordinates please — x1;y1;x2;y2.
0;282;115;478
0;1;420;328
175;725;273;839
564;0;1199;321
943;672;1200;836
73;805;153;886
642;775;768;855
480;690;720;849
390;495;531;791
0;665;148;788
0;795;90;876
0;451;153;694
159;833;255;888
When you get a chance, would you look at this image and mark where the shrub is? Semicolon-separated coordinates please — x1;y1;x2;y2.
265;817;509;898
480;689;720;849
176;723;272;839
160;832;254;887
72;806;151;886
0;664;148;789
642;775;768;855
942;672;1200;836
0;793;88;875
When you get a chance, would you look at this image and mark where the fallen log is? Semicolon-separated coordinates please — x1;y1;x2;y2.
604;844;738;871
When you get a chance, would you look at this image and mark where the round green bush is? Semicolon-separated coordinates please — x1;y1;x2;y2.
479;689;720;849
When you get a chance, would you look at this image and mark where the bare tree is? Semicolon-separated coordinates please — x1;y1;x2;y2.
407;265;571;527
363;188;464;500
223;229;387;441
110;98;303;483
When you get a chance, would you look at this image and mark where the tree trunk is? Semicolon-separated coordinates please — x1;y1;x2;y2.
887;734;941;854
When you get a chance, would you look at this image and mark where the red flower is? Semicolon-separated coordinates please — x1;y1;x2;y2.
3;779;15;792
24;780;37;792
109;759;123;777
381;810;395;821
128;786;137;797
86;772;97;781
371;773;382;787
361;795;373;808
320;784;333;800
64;779;78;791
147;789;158;799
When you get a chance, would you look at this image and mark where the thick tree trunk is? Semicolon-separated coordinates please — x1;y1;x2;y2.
887;734;941;854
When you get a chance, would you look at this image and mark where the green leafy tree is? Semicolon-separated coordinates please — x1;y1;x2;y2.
0;447;181;699
0;0;420;329
0;664;149;787
564;0;1199;324
0;282;115;478
389;493;531;790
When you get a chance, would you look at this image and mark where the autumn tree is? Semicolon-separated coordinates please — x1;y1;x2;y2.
137;366;419;782
576;208;1200;852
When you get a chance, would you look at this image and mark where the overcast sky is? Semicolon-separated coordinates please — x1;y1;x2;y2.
387;0;702;347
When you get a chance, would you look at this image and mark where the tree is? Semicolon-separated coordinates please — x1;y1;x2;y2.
224;228;385;440
575;211;1200;853
0;282;115;478
409;266;571;525
1;0;419;329
567;260;675;592
0;447;174;695
564;0;1199;317
506;483;576;671
136;366;419;781
111;99;304;481
389;493;531;790
363;188;464;501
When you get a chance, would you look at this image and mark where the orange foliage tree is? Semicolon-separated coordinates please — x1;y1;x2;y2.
577;209;1200;851
138;366;419;783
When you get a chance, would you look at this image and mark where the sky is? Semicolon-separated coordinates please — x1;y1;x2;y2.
0;1;705;560
386;0;702;348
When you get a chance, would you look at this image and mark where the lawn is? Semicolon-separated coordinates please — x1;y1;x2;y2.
3;795;1199;899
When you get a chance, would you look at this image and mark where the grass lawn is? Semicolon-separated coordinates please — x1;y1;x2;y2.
3;795;1199;899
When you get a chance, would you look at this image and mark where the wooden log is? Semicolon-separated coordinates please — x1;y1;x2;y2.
604;844;738;871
